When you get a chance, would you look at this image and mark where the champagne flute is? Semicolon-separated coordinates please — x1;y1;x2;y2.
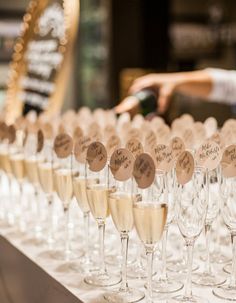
9;147;26;233
37;138;58;258
53;133;77;263
152;169;183;294
72;161;97;270
23;129;43;244
104;147;144;302
213;175;236;301
132;152;168;303
192;167;226;286
84;142;120;287
170;166;208;303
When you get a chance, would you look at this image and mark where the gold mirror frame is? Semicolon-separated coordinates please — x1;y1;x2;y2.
4;0;80;123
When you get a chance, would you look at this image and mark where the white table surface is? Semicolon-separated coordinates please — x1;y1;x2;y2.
0;180;233;303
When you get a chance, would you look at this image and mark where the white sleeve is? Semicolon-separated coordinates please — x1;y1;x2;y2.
205;68;236;105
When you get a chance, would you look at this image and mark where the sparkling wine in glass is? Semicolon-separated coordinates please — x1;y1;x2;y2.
84;141;120;287
133;152;168;303
104;148;144;303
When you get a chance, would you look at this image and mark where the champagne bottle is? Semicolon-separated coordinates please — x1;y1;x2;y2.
115;89;158;117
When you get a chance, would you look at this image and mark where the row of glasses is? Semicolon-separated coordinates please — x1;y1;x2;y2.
1;115;236;303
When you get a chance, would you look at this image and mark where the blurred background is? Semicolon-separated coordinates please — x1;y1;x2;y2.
1;0;236;124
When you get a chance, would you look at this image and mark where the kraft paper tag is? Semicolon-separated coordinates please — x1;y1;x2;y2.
176;151;194;185
106;135;121;157
221;144;236;178
54;133;73;158
126;138;144;158
86;141;107;172
195;140;222;170
7;124;16;144
110;148;134;181
170;137;185;159
37;129;44;153
152;144;174;172
74;136;92;163
133;153;156;189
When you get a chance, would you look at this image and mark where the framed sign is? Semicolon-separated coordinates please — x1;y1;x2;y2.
4;0;80;123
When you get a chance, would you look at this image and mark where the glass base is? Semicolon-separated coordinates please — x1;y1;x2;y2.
21;236;45;247
55;261;85;274
211;251;230;264
224;263;232;274
84;270;121;287
192;271;226;287
37;249;81;261
151;278;183;294
127;263;156;279
213;284;236;301
169;294;209;303
106;254;135;266
167;259;199;273
104;287;145;303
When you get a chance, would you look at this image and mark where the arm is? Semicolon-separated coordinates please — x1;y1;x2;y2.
115;68;236;115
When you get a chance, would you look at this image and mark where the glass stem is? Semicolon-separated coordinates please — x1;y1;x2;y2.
19;182;25;232
47;195;54;250
120;232;129;292
161;225;168;280
98;221;106;274
204;223;212;274
184;239;194;299
65;207;71;260
229;233;236;287
146;247;154;303
83;211;90;263
34;187;41;238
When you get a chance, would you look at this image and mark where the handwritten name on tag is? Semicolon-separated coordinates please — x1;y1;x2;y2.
196;140;222;170
133;153;156;189
74;136;92;163
110;148;134;181
73;126;83;141
86;142;107;172
170;137;185;159
54;133;73;158
221;145;236;178
106;135;121;157
126;138;143;158
152;144;174;172
145;130;157;152
176;151;194;185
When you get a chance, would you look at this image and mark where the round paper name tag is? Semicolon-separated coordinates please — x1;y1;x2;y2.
110;148;134;181
37;129;44;153
86;141;107;172
133;153;155;189
54;133;73;158
126;138;143;158
7;124;16;144
176;151;194;185
152;144;174;172
73;126;83;141
74;136;92;163
0;122;8;140
221;144;236;178
42;123;53;139
196;140;222;171
182;129;195;149
145;130;157;152
106;135;121;157
170;137;185;159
